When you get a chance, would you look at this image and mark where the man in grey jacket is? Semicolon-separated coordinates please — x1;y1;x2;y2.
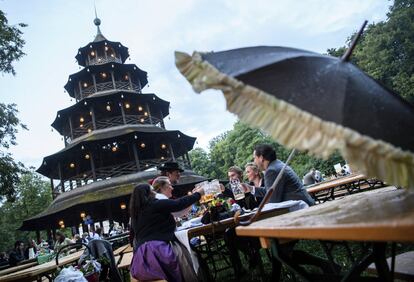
247;144;315;206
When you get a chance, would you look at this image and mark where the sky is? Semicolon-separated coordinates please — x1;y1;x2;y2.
0;0;392;169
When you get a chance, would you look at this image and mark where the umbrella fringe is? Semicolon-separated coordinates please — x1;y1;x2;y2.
175;51;414;190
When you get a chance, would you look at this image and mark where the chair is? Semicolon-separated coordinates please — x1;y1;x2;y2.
81;239;122;282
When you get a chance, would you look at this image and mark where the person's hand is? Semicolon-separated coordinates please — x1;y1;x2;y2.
219;183;225;192
240;183;252;193
193;186;205;196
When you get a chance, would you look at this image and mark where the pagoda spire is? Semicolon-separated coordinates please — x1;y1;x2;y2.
93;5;106;42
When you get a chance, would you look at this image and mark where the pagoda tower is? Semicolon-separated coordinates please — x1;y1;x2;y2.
21;17;203;232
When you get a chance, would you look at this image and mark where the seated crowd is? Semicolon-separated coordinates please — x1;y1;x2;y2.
129;143;316;281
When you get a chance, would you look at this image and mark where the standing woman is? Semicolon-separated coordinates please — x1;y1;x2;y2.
245;162;264;204
129;183;204;282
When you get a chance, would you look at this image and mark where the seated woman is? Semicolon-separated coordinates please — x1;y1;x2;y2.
153;176;191;218
245;162;264;204
129;183;204;282
54;230;72;256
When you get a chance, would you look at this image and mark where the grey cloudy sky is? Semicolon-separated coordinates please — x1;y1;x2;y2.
0;0;391;169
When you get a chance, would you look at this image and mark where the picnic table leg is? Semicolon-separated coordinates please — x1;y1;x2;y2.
271;240;313;282
342;242;392;282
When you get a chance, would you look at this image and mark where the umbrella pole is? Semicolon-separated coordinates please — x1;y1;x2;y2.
341;20;368;62
236;149;296;226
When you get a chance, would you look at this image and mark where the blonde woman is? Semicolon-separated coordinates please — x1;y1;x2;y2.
245;162;264;204
152;176;191;218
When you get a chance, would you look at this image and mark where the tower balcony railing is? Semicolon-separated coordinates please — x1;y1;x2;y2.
68;115;163;142
87;55;122;66
52;158;171;196
77;81;141;99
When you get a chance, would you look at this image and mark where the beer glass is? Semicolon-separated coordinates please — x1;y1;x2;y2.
230;179;245;200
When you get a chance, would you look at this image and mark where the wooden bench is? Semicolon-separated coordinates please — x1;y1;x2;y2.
367;251;414;281
306;174;379;203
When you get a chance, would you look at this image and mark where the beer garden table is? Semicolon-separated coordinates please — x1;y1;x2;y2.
306;173;384;203
0;249;84;282
236;186;414;281
175;203;299;281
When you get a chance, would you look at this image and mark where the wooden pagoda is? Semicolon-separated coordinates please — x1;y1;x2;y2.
20;17;204;232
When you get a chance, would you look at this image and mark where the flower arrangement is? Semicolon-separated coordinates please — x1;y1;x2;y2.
201;197;235;224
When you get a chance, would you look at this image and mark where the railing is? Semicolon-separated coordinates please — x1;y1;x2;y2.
52;158;174;195
88;56;122;66
69;115;162;141
75;81;141;99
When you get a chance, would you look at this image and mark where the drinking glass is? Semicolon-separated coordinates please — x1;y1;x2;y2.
230;179;245;200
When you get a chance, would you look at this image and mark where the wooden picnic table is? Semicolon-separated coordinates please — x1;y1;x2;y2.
306;173;382;202
0;250;84;282
236;186;414;281
185;205;289;239
0;262;38;277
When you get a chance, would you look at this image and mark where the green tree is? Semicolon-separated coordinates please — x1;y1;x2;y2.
0;103;27;201
0;9;26;75
0;170;52;252
328;0;414;103
0;10;27;201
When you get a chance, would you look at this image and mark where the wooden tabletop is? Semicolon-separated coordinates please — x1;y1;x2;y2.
236;187;414;243
0;250;84;282
306;174;366;194
0;262;38;277
186;206;289;238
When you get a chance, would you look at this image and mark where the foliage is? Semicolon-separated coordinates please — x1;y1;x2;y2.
0;170;52;252
190;121;345;180
327;0;414;103
0;103;27;201
0;9;26;75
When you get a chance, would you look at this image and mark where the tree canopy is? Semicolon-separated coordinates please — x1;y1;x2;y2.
0;9;26;75
0;170;52;252
0;10;27;202
327;0;414;103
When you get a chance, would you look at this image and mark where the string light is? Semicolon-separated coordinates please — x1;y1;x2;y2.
80;117;84;123
105;46;109;51
70;163;75;168
120;203;127;210
161;144;166;149
90;51;95;56
140;118;145;123
57;114;61;118
87;128;92;133
59;220;64;225
112;146;118;152
89;111;92;116
80;124;84;128
125;103;130;109
144;112;148;116
140;143;146;148
101;72;107;78
60;224;65;228
106;105;111;111
80;212;86;218
138;106;143;111
84;154;90;160
161;156;165;160
84;101;88;106
124;75;129;80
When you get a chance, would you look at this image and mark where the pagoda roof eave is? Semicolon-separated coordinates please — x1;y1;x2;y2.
64;63;148;96
36;125;196;177
51;92;170;134
75;40;129;66
19;171;206;230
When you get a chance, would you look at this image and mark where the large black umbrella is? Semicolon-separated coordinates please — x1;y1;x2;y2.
175;26;414;189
